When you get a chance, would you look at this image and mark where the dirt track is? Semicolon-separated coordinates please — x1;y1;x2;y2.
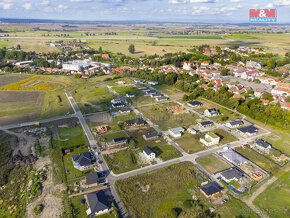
26;156;65;218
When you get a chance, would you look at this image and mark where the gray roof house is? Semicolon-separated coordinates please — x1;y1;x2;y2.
188;101;203;107
204;108;220;117
72;152;92;170
225;120;244;128
220;167;244;183
222;149;248;165
255;139;271;151
86;191;111;216
168;127;185;138
237;125;258;136
85;172;99;186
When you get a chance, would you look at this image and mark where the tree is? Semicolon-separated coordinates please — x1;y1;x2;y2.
73;73;82;78
262;92;274;101
16;44;21;50
128;44;135;54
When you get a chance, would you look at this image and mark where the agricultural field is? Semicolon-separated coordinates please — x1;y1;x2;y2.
116;162;258;218
253;171;290;218
138;102;199;131
0;73;33;87
235;146;280;175
0;90;44;125
197;154;231;174
72;87;115;114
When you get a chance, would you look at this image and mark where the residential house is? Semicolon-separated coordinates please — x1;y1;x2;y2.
188;101;203;107
220;167;244;183
106;137;128;149
125;118;146;127
85;172;99;187
254;88;264;98
119;108;131;114
200;121;214;128
222;149;248;165
255;139;272;152
148;81;159;86
86;191;111;216
143;132;161;141
237;125;258;136
200;132;220;146
143;147;156;160
246;60;261;70
156;96;169;101
204;108;220;117
126;93;135;98
168;127;185;138
225;120;244;128
188;128;197;134
72;152;92;171
200;181;221;199
241;70;259;80
112;102;126;108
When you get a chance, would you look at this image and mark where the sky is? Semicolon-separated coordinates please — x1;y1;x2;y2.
0;0;289;23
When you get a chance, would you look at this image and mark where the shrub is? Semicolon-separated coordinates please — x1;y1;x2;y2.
183;200;194;208
33;204;44;215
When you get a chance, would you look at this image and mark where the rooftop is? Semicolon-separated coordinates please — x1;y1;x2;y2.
87;190;110;214
200;181;221;196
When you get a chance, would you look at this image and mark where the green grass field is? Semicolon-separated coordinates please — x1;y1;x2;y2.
213;129;238;144
161;35;223;39
138;102;198;131
0;40;10;48
73;87;115;114
116;161;258;218
253;171;290;218
197;154;230;174
40;90;74;119
235;146;280;174
175;132;205;154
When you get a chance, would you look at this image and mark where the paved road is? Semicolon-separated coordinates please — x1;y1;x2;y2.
65;92;128;218
0;114;75;130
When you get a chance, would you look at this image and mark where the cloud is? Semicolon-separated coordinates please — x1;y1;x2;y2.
169;0;186;4
190;0;218;3
70;0;93;2
0;2;12;10
273;0;290;6
58;4;68;11
230;0;241;2
23;3;32;10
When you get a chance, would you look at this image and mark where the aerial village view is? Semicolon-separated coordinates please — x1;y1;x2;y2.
0;0;289;218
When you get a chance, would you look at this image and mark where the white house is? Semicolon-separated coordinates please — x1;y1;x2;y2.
188;128;197;134
246;60;261;70
168;127;185;138
225;120;244;128
86;191;110;216
148;81;159;86
200;132;220;146
143;147;156;160
204;108;219;117
255;139;272;152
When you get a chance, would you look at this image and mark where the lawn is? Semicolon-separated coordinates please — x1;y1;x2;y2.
103;150;142;174
0;73;33;87
112;86;142;96
197;154;230;174
70;195;88;218
115;162;207;218
0;40;10;48
235;146;280;174
262;132;290;156
213;129;238;144
100;130;129;142
40;90;74;119
253;171;290;218
138;102;198;131
161;35;223;39
73;87;115;114
116;161;257;218
175;132;205;154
